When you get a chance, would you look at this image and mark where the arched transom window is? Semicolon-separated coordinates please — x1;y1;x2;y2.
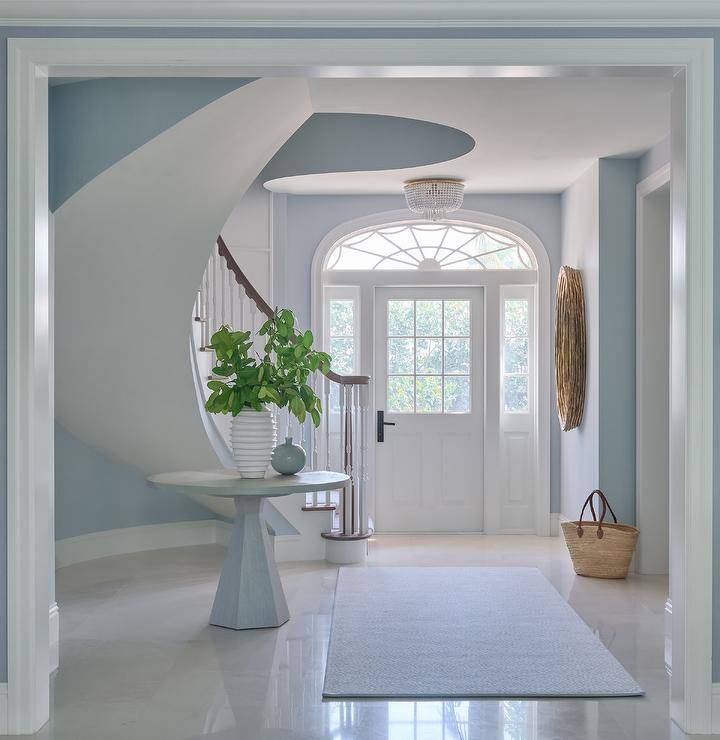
325;221;536;271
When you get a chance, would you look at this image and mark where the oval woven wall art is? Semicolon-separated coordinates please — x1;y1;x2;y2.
555;266;586;431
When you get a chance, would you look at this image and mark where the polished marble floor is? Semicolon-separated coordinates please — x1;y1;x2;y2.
22;534;713;739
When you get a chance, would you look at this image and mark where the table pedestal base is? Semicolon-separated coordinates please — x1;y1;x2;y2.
210;496;290;630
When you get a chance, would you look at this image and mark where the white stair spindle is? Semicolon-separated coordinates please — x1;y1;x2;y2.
220;252;226;328
238;284;245;331
203;269;210;348
212;250;219;336
228;270;234;329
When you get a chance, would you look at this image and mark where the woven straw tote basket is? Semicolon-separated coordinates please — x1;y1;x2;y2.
561;489;639;579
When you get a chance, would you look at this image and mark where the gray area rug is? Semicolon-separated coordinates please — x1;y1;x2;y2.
323;566;643;698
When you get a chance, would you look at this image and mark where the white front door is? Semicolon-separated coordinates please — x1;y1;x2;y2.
374;287;484;532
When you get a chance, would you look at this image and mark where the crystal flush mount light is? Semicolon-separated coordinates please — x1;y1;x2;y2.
403;178;465;221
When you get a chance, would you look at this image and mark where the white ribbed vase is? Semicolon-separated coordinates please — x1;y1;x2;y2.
230;409;277;479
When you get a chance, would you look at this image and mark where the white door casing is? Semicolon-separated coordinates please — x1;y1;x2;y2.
311;209;551;538
7;38;712;735
374;287;485;532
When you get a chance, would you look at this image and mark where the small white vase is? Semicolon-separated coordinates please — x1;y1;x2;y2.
230;409;277;478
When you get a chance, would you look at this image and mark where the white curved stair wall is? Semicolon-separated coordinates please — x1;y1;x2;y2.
54;79;312;476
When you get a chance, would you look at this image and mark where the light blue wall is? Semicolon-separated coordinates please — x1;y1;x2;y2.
55;423;213;541
49;77;255;211
598;158;639;525
278;192;563;513
0;24;716;684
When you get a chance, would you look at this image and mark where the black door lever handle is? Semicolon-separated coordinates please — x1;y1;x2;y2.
377;410;396;442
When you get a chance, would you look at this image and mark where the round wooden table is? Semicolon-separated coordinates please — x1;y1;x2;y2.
147;469;350;630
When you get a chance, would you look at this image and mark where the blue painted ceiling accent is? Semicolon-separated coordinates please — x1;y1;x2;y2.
261;112;475;185
49;77;256;211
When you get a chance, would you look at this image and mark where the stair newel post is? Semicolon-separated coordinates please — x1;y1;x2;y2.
356;382;369;536
338;382;347;533
343;383;355;536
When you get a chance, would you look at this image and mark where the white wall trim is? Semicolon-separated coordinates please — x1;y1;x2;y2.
0;685;7;736
549;512;570;536
635;163;672;577
55;520;224;568
48;605;58;675
54;520;304;568
711;684;720;734
6;36;713;735
0;1;719;27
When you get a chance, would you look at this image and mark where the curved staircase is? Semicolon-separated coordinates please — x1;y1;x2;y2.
191;237;372;561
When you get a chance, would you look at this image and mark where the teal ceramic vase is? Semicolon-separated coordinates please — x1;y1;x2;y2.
271;436;306;475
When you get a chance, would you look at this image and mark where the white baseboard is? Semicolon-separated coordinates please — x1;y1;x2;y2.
56;520;223;568
550;513;571;537
711;683;720;733
56;518;326;568
49;602;59;673
0;683;7;734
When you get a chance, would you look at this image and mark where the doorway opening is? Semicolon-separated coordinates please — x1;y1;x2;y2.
313;212;550;535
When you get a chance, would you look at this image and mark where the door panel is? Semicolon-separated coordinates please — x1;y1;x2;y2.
375;287;484;532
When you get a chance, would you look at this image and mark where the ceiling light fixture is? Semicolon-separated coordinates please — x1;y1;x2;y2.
403;178;465;221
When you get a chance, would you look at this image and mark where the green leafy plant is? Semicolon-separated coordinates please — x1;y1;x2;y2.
204;308;331;427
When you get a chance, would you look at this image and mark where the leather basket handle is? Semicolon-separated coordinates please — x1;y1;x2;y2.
576;489;617;539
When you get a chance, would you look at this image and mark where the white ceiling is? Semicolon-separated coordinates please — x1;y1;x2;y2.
264;76;672;194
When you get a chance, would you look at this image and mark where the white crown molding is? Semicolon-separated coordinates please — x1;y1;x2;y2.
0;1;719;27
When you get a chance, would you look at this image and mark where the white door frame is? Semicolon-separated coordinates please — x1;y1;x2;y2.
636;163;672;577
6;38;713;734
310;208;551;537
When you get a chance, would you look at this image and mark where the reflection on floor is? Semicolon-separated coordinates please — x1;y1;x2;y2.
23;534;694;739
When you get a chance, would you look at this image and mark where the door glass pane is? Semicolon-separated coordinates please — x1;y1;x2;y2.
329;299;354;336
327;294;356;376
415;300;442;336
388;300;414;336
444;338;470;374
388;338;414;374
388;376;414;413
329;337;354;374
504;299;528;336
502;297;529;413
444;376;470;413
416;338;442;374
443;300;470;336
416;376;442;413
386;297;472;414
504;338;528;374
504;375;528;413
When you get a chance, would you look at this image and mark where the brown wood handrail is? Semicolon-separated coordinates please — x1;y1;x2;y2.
216;236;370;387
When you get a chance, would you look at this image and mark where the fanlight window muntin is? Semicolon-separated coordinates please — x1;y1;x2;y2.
324;221;536;272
